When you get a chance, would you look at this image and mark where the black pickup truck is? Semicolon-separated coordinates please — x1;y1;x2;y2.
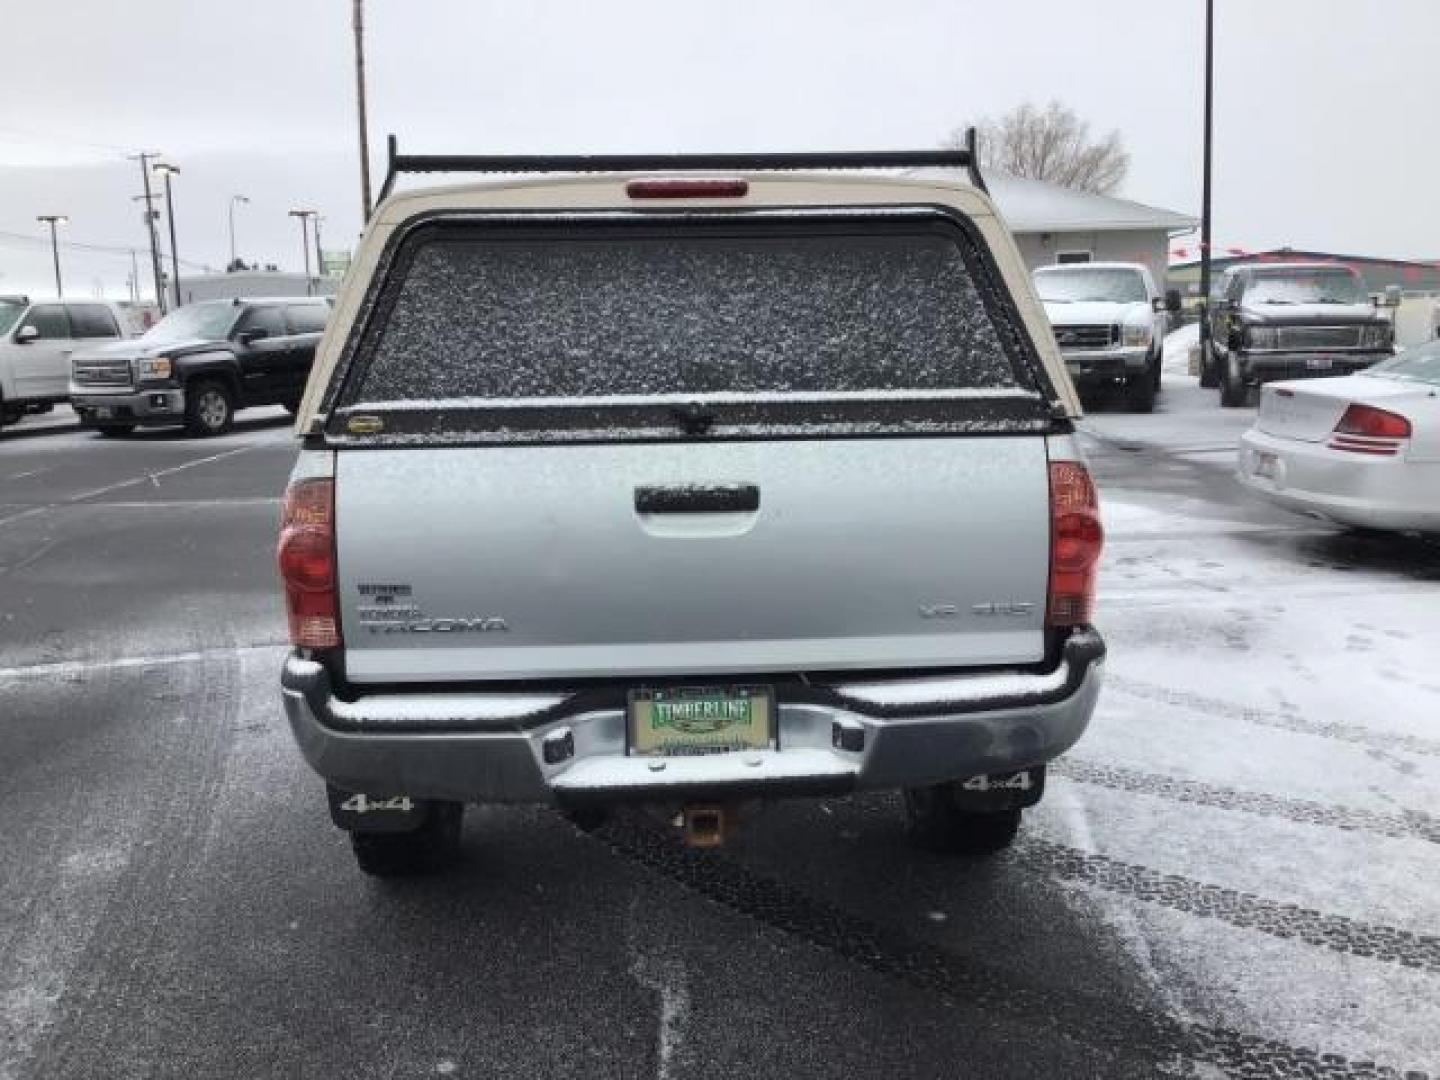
1202;263;1395;408
70;297;331;437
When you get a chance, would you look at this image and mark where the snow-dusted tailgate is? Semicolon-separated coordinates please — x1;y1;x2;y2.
318;208;1064;683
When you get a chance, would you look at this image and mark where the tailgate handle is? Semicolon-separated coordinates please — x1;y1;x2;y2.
635;484;760;514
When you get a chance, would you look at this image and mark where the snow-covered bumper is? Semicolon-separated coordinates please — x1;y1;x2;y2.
1060;346;1150;384
70;387;185;426
1238;428;1440;532
281;629;1105;805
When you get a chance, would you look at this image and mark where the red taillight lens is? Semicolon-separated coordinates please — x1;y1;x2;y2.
1335;403;1412;438
1048;461;1103;627
278;478;339;648
626;178;749;199
1328;403;1411;455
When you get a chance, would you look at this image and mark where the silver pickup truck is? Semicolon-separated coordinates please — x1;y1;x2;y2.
278;145;1105;876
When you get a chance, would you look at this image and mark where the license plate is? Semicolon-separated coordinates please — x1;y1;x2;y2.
1306;356;1334;371
96;406;112;418
628;686;774;756
1253;451;1280;479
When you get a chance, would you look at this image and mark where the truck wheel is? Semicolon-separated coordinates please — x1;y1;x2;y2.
96;423;137;437
1125;369;1157;413
350;802;464;877
903;784;1022;855
1199;346;1220;389
184;380;235;436
1219;359;1249;408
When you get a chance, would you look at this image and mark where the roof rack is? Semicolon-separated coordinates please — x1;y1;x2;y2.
373;128;986;210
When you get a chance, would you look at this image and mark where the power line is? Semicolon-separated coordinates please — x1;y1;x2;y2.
0;127;134;157
0;229;214;272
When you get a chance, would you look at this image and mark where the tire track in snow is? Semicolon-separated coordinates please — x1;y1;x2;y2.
0;642;287;687
1107;674;1440;759
21;651;242;1078
1017;840;1440;974
592;815;1431;1080
1052;759;1440;845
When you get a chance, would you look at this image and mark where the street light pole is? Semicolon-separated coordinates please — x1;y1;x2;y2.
313;215;325;283
229;194;250;269
130;151;166;312
154;163;183;308
1198;0;1215;358
36;215;67;298
289;209;317;294
352;0;373;220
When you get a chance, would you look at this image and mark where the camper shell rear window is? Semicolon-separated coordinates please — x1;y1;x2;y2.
324;209;1059;443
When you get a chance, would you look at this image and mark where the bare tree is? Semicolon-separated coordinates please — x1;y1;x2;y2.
945;101;1129;195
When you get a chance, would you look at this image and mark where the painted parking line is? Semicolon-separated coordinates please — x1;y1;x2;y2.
0;444;261;528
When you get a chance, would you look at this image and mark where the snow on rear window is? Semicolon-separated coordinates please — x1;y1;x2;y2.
347;232;1024;404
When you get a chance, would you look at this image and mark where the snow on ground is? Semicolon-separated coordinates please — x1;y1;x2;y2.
1162;322;1201;375
1042;386;1440;1069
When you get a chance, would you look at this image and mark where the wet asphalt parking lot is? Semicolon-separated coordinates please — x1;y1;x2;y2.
2;379;1437;1080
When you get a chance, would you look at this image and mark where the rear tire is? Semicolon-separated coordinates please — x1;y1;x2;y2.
184;380;235;437
1199;346;1220;389
96;423;136;437
1219;358;1249;408
350;802;464;877
1125;368;1157;413
904;785;1023;855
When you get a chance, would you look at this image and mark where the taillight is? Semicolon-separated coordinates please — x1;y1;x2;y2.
1048;461;1104;628
278;478;340;648
626;178;749;199
1328;403;1411;456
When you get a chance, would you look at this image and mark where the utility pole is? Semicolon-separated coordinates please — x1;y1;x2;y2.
130;249;140;302
36;215;67;298
1198;0;1215;358
228;194;250;269
130;151;167;313
352;0;373;220
289;209;317;294
154;163;183;308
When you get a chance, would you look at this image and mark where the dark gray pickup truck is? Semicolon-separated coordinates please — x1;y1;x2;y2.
1204;263;1395;407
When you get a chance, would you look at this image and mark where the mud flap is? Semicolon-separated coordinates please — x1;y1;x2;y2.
326;783;434;833
948;767;1046;812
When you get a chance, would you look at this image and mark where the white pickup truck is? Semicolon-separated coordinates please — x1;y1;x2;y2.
278;145;1106;876
0;297;137;433
1034;262;1180;412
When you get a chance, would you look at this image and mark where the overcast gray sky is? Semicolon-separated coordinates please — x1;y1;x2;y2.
0;0;1435;299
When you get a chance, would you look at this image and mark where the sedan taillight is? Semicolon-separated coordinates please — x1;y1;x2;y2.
1328;403;1411;456
1047;461;1104;628
278;478;340;648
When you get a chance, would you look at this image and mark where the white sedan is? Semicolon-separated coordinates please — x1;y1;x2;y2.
1237;341;1440;533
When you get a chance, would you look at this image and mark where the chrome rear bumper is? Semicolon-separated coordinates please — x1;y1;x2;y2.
281;630;1105;804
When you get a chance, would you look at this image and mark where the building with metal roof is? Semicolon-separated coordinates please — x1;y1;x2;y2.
1168;248;1440;298
919;171;1198;291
